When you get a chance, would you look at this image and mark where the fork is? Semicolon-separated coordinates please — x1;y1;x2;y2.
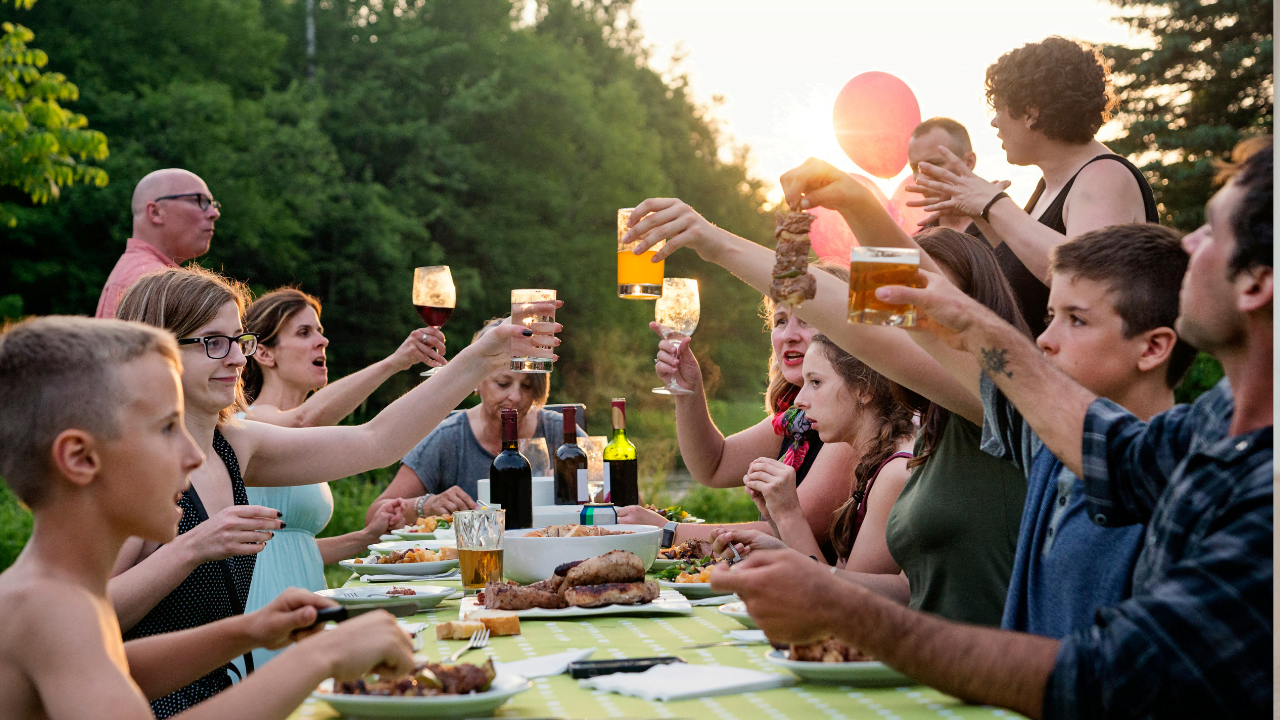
448;627;490;662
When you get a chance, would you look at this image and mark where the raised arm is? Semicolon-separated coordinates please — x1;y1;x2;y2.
626;199;984;424
246;328;446;428
914;147;1145;282
778;158;943;275
231;321;554;487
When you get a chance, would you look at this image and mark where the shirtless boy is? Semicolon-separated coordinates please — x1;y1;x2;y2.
0;316;414;719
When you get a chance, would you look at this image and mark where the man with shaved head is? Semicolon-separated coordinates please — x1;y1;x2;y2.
94;169;221;318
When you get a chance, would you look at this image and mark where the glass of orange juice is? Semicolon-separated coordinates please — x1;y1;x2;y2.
617;208;665;299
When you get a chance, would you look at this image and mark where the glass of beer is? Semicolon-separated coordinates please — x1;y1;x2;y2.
848;247;925;327
510;289;556;373
617;208;666;299
455;508;505;590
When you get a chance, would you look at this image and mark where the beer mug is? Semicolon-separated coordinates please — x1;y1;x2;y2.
455;508;505;589
848;247;925;327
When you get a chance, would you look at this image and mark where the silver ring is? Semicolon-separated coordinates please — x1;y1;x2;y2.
422;332;429;342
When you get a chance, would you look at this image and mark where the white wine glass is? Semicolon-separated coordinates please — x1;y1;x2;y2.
652;278;699;395
412;266;456;377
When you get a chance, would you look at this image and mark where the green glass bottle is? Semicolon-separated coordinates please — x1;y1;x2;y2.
603;398;639;506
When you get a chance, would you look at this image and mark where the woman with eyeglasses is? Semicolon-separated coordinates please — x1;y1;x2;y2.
236;288;446;667
108;266;557;718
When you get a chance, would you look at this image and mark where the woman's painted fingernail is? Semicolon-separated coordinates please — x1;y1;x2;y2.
277;511;283;518
280;522;287;528
523;329;533;336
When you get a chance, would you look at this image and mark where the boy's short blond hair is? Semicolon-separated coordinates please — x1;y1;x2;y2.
0;316;180;508
116;265;251;423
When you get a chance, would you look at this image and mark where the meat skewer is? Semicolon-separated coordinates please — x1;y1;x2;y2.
771;210;817;307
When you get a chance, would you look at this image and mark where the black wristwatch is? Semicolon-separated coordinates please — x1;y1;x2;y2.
661;520;679;547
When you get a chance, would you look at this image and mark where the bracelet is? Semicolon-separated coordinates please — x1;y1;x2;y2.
980;191;1010;223
415;495;429;516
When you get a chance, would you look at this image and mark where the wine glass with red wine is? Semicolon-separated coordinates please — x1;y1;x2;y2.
412;266;456;376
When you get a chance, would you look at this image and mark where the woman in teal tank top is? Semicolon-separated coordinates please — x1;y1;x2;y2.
239;288;445;664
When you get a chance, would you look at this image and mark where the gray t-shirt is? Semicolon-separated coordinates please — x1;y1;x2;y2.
401;409;584;499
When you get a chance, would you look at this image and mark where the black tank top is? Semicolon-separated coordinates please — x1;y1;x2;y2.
999;154;1159;337
123;429;256;718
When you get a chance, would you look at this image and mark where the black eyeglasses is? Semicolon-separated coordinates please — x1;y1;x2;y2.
154;192;222;212
177;333;259;359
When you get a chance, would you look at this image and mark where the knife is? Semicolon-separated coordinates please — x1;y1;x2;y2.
307;602;420;629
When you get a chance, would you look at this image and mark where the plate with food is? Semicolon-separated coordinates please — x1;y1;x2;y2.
717;601;757;629
643;504;705;524
315;585;458;611
653;539;712;571
764;638;915;686
313;659;531;719
340;547;459;576
470;550;693;618
370;539;452;554
655;558;724;599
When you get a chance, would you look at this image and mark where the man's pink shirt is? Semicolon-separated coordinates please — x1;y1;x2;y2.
95;238;177;318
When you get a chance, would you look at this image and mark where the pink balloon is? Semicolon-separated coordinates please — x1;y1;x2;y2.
887;176;932;234
833;72;921;179
807;174;889;266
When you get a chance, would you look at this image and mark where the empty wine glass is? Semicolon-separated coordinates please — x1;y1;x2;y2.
518;437;551;477
412;266;455;377
653;278;700;395
579;436;607;502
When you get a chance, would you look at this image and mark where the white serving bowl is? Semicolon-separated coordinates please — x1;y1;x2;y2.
500;524;662;585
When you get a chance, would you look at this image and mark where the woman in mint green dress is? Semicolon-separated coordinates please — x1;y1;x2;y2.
240;288;444;665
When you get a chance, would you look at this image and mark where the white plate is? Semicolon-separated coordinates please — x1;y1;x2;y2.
717;601;757;629
459;590;693;619
315;585;458;610
313;672;531;719
370;539;452;554
763;649;916;686
340;557;459;576
657;579;723;599
392;528;438;540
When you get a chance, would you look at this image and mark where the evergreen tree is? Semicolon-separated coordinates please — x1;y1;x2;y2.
1099;0;1272;230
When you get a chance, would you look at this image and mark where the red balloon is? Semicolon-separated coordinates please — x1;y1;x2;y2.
887;176;932;234
833;72;921;179
807;174;889;266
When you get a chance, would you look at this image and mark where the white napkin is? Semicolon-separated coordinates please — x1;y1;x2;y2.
493;648;596;678
728;629;766;643
578;662;794;701
690;594;739;607
360;571;460;583
397;621;427;635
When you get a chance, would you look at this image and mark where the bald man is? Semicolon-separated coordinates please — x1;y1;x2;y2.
94;169;221;318
908;117;981;234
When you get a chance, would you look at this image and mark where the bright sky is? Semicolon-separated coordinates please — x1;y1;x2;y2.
628;0;1138;208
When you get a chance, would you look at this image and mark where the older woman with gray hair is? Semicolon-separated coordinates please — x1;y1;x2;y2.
367;318;583;524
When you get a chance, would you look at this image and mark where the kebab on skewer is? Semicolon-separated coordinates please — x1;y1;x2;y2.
770;209;817;307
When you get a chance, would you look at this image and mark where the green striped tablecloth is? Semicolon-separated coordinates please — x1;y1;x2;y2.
287;573;1025;720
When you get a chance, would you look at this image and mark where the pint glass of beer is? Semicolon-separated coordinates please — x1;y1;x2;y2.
848;247;925;327
617;208;666;299
455;508;504;590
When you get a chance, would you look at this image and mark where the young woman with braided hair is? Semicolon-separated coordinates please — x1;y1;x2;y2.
714;334;916;573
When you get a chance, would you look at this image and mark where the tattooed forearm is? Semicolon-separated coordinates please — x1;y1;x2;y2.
979;347;1013;378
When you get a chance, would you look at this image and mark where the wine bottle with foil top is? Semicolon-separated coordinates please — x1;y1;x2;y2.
489;408;533;528
554;406;588;504
603;398;639;507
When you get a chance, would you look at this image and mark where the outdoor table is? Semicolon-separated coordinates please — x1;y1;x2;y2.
287;572;1026;720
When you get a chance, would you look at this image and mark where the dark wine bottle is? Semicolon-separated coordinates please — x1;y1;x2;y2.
603;398;639;507
554;406;588;504
489;408;533;528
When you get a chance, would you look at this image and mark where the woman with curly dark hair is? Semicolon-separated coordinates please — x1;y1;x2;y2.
909;36;1159;336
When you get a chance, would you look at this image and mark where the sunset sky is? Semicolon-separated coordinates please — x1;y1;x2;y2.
627;0;1139;209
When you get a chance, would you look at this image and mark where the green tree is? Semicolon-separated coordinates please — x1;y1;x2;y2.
0;0;107;227
1099;0;1272;230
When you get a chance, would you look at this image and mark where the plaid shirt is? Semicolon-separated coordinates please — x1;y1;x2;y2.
1045;379;1273;719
